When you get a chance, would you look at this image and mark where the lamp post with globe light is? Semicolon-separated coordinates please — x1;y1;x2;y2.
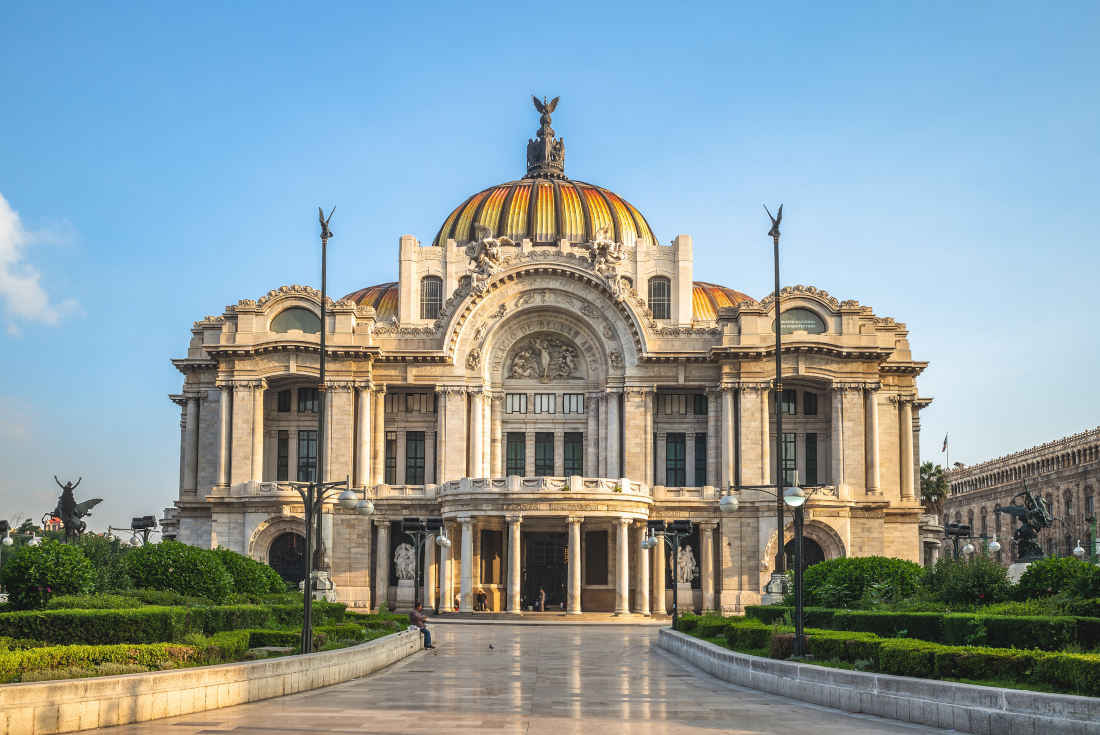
641;519;693;630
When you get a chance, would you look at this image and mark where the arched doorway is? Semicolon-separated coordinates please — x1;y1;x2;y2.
269;532;306;586
784;538;825;573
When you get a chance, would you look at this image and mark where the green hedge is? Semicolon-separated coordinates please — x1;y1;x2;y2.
744;605;835;628
830;611;945;642
192;630;251;664
723;620;773;650
45;594;144;610
0;642;198;682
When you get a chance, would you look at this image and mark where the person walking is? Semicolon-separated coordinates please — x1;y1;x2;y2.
537;586;546;612
409;602;434;649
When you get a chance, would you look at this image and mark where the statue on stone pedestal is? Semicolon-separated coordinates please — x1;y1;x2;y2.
996;486;1057;563
675;544;697;584
52;476;102;543
394;543;417;580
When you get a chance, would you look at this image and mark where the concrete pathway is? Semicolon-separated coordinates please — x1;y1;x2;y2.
94;624;952;734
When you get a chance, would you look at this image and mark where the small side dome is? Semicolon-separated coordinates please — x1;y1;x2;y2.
343;282;397;321
692;282;755;321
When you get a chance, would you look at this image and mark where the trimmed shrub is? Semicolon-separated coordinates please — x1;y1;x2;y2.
877;638;938;678
190;605;276;634
722;620;772;650
802;556;924;608
805;629;883;665
696;616;732;638
924;556;1011;605
0;607;192;645
933;645;1040;681
125;542;233;604
246;629;301;648
744;605;790;624
1063;598;1100;617
123;588;211;607
1017;556;1096;599
675;614;699;632
268;601;346;627
0;642;197;682
190;630;251;663
1034;652;1100;697
45;594;143;610
213;548;287;595
830;610;944;642
74;534;133;593
0;541;95;610
770;632;795;659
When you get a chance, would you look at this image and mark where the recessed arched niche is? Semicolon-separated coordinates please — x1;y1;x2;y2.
270;307;320;334
503;332;587;385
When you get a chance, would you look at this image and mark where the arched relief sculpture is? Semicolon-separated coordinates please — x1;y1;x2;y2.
508;336;580;383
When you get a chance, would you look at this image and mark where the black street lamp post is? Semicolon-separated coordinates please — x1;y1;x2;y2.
642;519;693;630
943;523;1000;560
765;204;787;582
107;516;160;546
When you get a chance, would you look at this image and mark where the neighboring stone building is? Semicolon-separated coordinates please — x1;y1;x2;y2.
944;427;1100;563
163;100;929;614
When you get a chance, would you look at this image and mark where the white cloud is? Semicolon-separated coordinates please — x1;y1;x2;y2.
0;193;80;335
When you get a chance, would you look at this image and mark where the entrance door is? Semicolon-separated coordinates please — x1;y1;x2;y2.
522;531;567;610
269;532;306;586
784;538;825;573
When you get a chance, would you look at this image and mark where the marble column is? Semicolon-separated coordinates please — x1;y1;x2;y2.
435;388;447;484
865;386;880;494
469;391;484;477
597;395;608;476
438;524;453;612
586;392;599;476
721;388;735;490
372;386;386;486
217;385;231;488
424;532;437;610
183;395;199;492
506;515;522;612
373;520;390;612
567;516;583;614
653;534;667;614
636;522;650;615
607;391;621;477
706;389;720;488
900;398;915;500
830;386;845;492
355;385;372;488
490;393;503;476
250;382;265;483
643;389;655;486
459;517;474;612
615;518;630;614
700;521;717;611
760;388;771;486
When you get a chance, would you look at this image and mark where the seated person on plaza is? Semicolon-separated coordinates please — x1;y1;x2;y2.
475;590;488;611
409;603;434;649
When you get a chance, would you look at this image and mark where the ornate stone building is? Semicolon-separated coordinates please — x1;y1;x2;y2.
944;427;1100;563
163;100;929;614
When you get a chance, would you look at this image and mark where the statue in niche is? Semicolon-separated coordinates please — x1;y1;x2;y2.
465;223;512;290
675;544;697;584
394;543;417;581
508;336;580;382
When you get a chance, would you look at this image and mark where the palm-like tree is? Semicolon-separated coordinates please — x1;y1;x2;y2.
920;461;949;516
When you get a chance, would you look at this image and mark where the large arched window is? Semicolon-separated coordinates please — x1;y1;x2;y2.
270;307;320;334
421;276;442;320
648;276;671;320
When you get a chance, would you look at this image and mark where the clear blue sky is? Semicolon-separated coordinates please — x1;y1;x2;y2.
1;2;1097;530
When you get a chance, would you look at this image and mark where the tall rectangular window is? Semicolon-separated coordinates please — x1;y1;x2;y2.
803;392;818;415
298;387;319;413
405;431;425;485
693;394;708;415
480;530;503;585
420;276;442;320
533;394;555;414
535;432;554;475
648;276;671;320
296;430;317;481
564;432;583;475
805;432;818;485
277;389;292;412
780;389;797;415
694;433;707;486
666;433;686;486
781;432;796;487
506;432;526;476
277;431;289;481
563;394;584;414
506;393;527;414
385;431;397;484
663;394;687;415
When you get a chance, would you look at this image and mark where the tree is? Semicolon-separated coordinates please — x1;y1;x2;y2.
921;461;949;516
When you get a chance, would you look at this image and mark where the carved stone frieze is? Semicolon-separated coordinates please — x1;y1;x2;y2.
465;348;481;370
508;336;580;382
608;349;623;369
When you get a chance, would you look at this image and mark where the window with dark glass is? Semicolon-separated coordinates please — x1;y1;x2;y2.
1066;497;1073;518
564;432;583;476
296;430;317;482
663;394;687;414
298;387;319;413
385;431;397;484
693;394;708;415
277;431;289;481
803;392;818;416
805;433;818;485
421;276;442;320
1088;496;1095;514
584;530;608;585
648;277;671;319
277;389;291;412
535;432;554;475
666;433;686;486
405;431;425;485
506;432;526;476
694;433;707;486
781;432;796;487
780;389;797;415
480;530;503;585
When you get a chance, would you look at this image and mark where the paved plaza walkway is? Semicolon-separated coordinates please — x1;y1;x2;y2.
95;624;951;734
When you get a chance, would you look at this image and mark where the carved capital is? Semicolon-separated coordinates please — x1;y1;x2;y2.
567;515;585;526
505;514;523;525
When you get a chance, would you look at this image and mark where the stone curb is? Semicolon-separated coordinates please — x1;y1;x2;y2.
659;629;1100;735
0;630;422;735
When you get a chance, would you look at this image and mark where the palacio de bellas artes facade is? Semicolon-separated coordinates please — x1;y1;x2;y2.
163;98;930;616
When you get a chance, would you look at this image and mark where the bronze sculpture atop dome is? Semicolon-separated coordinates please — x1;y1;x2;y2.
526;94;566;179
